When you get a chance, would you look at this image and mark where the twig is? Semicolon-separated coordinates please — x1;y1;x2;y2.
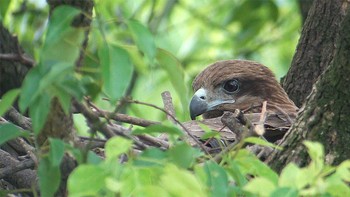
73;100;115;138
101;110;159;127
0;36;35;67
0;159;35;179
214;110;257;162
124;98;210;155
5;107;32;130
271;104;294;124
79;100;169;149
161;91;176;124
160;91;176;140
255;101;267;136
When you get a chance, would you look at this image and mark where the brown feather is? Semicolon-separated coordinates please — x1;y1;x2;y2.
192;60;298;118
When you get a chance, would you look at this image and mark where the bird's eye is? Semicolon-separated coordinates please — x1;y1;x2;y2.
223;79;239;93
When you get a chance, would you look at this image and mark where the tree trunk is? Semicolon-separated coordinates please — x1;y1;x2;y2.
297;0;313;24
0;24;29;97
282;1;348;107
267;2;350;172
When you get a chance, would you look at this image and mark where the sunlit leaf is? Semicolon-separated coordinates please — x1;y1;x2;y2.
134;148;167;167
41;5;84;67
105;137;133;160
0;123;29;145
244;177;276;197
235;149;278;184
270;187;298;197
167;142;201;168
0;88;20;116
244;137;282;150
99;43;133;103
157;48;189;112
127;19;156;62
161;164;206;197
204;161;229;197
279;163;308;189
68;165;108;197
303;141;324;164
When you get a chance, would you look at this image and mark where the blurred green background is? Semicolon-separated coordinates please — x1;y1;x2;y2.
1;0;301;125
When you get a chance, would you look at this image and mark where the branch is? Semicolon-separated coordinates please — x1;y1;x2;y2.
124;98;210;155
0;36;35;67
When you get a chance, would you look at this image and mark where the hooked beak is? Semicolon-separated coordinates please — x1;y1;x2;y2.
189;88;235;120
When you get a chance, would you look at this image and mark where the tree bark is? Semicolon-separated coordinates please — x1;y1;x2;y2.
40;1;94;196
0;24;29;97
282;1;349;107
297;0;313;24
267;2;350;172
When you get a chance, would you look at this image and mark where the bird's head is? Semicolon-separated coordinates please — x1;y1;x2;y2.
189;60;298;120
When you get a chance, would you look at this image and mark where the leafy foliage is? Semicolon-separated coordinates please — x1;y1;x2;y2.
1;1;349;197
65;139;350;197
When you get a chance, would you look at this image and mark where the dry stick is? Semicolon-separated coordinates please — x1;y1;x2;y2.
0;159;35;179
86;97;159;127
160;91;176;140
0;36;35;67
124;99;210;155
5;107;32;130
0;117;38;164
161;91;176;124
74;100;148;150
255;101;268;136
213;110;257;162
101;110;159;127
84;99;168;149
271;104;294;124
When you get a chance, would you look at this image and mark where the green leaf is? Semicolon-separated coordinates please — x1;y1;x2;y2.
0;88;20;116
334;160;350;182
86;151;103;165
19;66;44;112
235;150;279;184
243;177;276;197
105;137;133;160
227;161;248;187
68;165;108;197
303;141;324;164
156;48;189;113
0;123;29;145
127;19;156;62
279;163;308;189
54;85;72;115
132;124;184;136
29;92;52;135
0;0;10;20
38;157;61;197
204;161;229;197
134;147;167;167
134;185;169;197
38;62;73;92
325;179;350;197
244;137;282;150
270;187;298;197
167;142;201;168
161;164;206;197
99;43;133;103
41;5;84;67
49;138;65;167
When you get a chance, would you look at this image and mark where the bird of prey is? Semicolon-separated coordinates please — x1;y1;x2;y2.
189;60;298;120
